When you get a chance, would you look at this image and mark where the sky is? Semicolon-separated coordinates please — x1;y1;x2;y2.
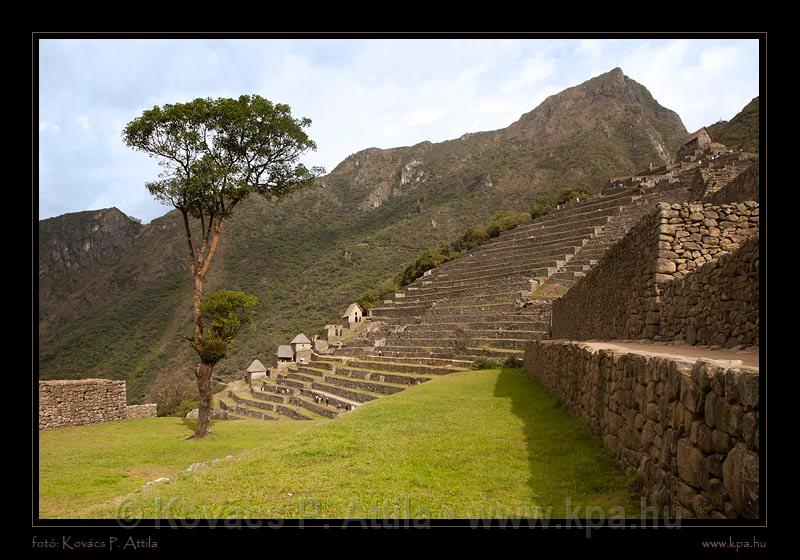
38;38;760;223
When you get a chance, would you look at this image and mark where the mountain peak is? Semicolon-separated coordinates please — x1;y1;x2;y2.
599;66;624;79
506;68;686;159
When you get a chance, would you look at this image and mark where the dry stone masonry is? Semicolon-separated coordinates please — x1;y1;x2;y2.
704;159;759;204
39;379;126;429
659;235;759;347
525;341;759;519
125;403;158;420
39;379;156;429
552;201;759;346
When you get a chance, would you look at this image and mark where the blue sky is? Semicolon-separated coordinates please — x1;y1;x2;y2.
38;38;760;223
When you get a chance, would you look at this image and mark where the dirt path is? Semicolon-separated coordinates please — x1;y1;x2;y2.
575;340;759;368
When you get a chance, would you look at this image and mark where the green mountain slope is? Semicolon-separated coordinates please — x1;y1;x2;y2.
707;97;759;153
38;68;687;401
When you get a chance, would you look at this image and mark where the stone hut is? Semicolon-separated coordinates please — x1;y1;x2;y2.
246;358;268;382
320;324;344;341
276;345;294;363
682;127;713;153
341;302;364;329
290;333;312;364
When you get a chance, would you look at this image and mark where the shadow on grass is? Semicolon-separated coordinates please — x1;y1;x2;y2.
493;367;563;500
493;367;638;514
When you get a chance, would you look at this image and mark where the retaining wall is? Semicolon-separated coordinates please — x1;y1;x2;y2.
525;340;759;519
125;404;158;420
39;379;157;429
551;202;759;346
39;379;126;429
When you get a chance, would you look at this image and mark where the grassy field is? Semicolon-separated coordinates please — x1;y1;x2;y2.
38;416;321;518
39;369;639;519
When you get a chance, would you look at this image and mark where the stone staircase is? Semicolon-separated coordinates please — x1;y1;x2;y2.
337;183;691;363
217;353;471;421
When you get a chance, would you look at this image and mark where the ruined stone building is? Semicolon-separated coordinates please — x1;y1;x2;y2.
341;302;364;329
290;333;313;364
320;324;344;341
678;127;713;158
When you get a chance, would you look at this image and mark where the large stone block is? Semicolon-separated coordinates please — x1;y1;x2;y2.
677;438;708;489
680;377;703;414
722;443;759;518
656;258;677;274
737;372;759;408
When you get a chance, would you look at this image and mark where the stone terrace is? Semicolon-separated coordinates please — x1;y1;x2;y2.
217;353;471;421
340;181;691;362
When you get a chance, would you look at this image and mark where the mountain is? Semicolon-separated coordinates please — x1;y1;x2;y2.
707;97;759;153
37;68;687;401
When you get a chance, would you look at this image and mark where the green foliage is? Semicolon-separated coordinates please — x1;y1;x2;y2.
194;335;229;363
485;210;528;236
706;97;759;154
200;290;258;342
473;357;501;370
357;277;401;310
503;356;524;369
194;290;258;364
172;397;199;418
394;210;530;289
123;95;323;219
530;188;590;219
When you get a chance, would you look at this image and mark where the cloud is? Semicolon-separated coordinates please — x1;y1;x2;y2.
616;39;759;131
75;115;91;130
38;38;759;223
39;121;60;133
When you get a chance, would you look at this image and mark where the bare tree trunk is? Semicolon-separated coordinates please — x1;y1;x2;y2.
192;276;204;341
191;362;214;438
188;218;225;439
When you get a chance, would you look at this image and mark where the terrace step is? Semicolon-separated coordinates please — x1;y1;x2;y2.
388;336;537;350
227;391;313;420
295;366;327;377
427;261;565;285
401;321;550;332
398;329;548;340
310;381;379;403
369;346;525;359
333;354;474;368
343;359;467;376
321;374;406;396
336;366;431;386
218;397;278;421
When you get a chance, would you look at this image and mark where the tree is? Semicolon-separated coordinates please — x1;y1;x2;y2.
123;95;321;438
193;289;258;435
145;369;196;417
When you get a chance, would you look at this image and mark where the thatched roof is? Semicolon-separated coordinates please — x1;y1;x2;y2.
291;333;311;345
276;345;293;358
341;302;363;319
247;359;267;373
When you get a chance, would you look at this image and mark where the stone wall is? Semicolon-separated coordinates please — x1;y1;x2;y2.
552;201;759;344
525;341;759;519
705;160;759;204
659;235;759;347
125;404;158;420
551;207;661;340
39;379;126;430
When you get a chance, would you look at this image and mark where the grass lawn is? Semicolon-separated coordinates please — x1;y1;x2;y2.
39;369;639;519
39;416;322;518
